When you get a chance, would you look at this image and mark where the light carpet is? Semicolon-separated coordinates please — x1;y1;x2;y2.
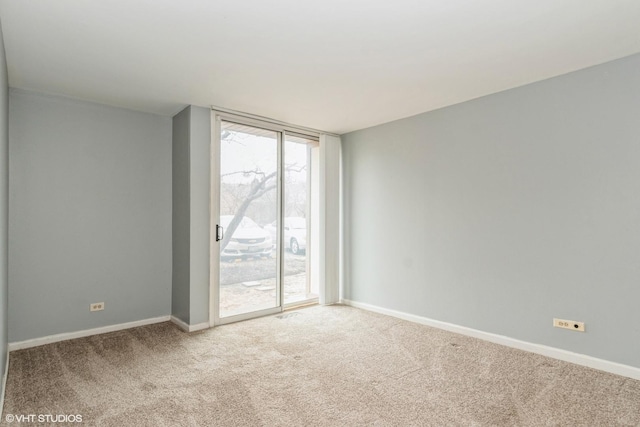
2;305;640;426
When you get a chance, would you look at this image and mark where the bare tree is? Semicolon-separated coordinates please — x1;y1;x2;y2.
219;164;305;252
220;170;276;252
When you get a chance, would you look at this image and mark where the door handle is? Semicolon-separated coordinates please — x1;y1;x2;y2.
216;225;224;242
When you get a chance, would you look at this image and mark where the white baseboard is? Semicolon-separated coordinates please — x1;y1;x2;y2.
8;316;171;351
170;316;210;333
341;299;640;381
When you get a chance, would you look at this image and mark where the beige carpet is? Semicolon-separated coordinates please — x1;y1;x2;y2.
2;305;639;426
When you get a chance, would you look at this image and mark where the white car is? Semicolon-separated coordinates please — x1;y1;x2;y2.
265;217;307;255
220;215;273;260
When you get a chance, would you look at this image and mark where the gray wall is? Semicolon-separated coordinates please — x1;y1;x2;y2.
0;20;8;381
9;90;172;342
342;53;640;368
171;105;210;326
172;107;191;323
188;106;211;325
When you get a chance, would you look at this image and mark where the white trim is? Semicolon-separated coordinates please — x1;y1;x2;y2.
277;132;284;309
210;106;337;138
283;298;319;310
338;137;344;303
8;316;171;351
217;306;283;326
0;350;8;418
209;112;221;327
341;299;640;381
170;316;210;332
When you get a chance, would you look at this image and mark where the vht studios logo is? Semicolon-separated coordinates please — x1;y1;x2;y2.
5;414;83;423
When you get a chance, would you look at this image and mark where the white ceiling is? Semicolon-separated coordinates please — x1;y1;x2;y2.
1;1;639;134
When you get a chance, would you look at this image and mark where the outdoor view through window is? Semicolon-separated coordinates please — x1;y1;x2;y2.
218;121;318;318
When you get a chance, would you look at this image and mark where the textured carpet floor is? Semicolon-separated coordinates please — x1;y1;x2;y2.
2;305;640;426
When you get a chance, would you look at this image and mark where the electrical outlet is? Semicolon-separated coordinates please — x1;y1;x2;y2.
90;302;105;312
553;318;584;332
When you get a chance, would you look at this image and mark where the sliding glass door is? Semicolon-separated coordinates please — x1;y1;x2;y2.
217;122;280;319
283;134;318;306
213;116;318;324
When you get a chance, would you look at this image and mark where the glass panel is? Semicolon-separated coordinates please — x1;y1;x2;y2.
283;135;318;304
219;121;278;318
